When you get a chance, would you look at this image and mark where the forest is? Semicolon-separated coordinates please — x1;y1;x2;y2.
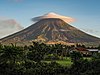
0;42;100;75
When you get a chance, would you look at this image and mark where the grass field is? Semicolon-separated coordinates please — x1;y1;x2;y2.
43;57;73;66
43;57;92;66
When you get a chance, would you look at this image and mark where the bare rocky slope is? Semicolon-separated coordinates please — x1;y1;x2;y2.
0;18;100;45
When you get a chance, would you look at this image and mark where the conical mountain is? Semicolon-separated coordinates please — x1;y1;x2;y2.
0;13;100;45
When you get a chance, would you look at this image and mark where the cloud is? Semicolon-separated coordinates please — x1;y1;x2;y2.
81;28;100;38
32;12;75;23
82;28;99;33
0;17;10;20
0;19;23;38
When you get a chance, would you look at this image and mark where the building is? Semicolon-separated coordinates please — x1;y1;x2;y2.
87;49;99;54
75;47;90;56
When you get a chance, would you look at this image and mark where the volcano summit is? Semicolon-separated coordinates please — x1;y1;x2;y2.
0;13;100;45
32;12;75;23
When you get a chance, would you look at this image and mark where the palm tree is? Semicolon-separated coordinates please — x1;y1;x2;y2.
0;45;24;64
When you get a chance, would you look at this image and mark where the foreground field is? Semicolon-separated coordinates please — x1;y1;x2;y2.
43;57;72;66
43;57;92;66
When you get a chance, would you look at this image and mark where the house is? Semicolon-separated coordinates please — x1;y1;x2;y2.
74;48;100;56
87;49;99;54
73;47;91;56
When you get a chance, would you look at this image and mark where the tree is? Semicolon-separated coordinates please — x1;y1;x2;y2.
27;42;48;62
92;53;100;60
70;51;83;63
0;45;25;75
98;45;100;50
0;45;24;64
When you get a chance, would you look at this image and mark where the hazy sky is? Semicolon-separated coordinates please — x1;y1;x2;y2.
0;0;100;37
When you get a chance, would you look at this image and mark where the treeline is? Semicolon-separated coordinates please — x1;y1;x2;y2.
0;42;100;75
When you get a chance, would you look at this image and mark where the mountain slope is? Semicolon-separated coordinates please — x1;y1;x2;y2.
0;18;100;45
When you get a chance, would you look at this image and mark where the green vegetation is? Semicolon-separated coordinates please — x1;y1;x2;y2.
98;44;100;50
0;42;100;75
56;58;72;66
43;57;72;66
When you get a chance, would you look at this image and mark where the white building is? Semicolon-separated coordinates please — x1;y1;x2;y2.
87;49;99;54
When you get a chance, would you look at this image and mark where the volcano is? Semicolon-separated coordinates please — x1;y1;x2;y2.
0;13;100;45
